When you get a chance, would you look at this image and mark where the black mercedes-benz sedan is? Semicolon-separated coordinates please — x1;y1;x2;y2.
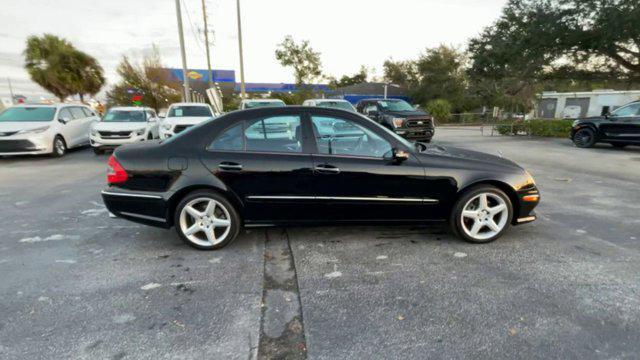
571;101;640;148
102;106;539;250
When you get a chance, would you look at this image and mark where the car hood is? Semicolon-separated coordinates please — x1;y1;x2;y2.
382;110;429;118
0;122;52;132
416;144;521;170
162;116;212;126
575;116;606;123
93;122;147;131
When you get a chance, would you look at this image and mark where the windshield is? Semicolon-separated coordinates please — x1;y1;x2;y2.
103;110;146;122
377;100;415;112
358;113;415;149
168;106;212;117
317;101;356;112
0;107;56;122
611;103;640;117
244;101;285;109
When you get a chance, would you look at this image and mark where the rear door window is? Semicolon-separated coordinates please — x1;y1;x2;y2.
244;115;302;153
70;107;86;120
209;123;244;151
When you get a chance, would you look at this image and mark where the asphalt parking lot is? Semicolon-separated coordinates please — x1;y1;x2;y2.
1;127;639;359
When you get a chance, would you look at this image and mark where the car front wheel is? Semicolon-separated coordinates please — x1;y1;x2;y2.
450;185;513;244
174;191;240;250
572;128;596;148
51;136;67;157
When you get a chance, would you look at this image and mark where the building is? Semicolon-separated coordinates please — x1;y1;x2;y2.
537;90;640;119
332;82;409;104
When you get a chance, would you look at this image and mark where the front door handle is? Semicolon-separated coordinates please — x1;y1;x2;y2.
315;164;340;174
219;162;243;171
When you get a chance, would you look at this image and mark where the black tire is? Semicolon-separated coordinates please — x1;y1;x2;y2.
611;143;627;149
93;147;104;155
147;133;153;140
174;190;241;250
450;185;513;244
572;128;596;148
51;136;67;157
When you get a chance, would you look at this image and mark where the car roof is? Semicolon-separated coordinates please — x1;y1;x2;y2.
169;102;210;107
358;98;403;103
108;106;152;111
242;99;285;102
10;103;85;109
307;99;349;102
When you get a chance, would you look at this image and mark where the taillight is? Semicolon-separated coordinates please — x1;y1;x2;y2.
107;155;128;184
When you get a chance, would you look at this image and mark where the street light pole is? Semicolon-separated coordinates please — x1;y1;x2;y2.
236;0;246;99
7;77;14;104
201;0;214;90
175;0;190;102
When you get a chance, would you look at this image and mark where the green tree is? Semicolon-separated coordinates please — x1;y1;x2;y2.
106;46;181;112
24;34;105;102
383;45;468;110
275;35;323;86
328;66;369;88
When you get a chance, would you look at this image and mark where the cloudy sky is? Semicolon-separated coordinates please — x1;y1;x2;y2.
0;0;506;100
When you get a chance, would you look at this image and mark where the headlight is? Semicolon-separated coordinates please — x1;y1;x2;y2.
162;123;172;130
391;118;405;128
18;126;49;135
524;169;536;186
135;128;146;136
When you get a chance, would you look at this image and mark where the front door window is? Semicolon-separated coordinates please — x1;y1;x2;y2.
311;115;392;158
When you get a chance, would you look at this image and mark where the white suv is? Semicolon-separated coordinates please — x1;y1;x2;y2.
0;104;98;157
159;103;218;139
302;99;356;112
90;106;160;154
239;99;286;110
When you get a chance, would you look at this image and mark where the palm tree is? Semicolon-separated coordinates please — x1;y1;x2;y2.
24;34;105;102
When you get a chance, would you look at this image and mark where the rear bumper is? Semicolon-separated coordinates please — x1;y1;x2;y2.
101;189;171;228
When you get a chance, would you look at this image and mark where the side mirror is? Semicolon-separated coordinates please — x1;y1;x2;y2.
367;110;379;118
393;148;410;163
59;116;70;124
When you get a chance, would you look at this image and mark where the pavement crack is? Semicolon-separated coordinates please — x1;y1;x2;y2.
257;228;307;359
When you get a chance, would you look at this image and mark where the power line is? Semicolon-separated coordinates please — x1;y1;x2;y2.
181;0;206;56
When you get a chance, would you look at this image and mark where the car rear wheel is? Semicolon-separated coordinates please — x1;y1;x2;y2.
450;185;513;244
174;191;240;250
51;136;66;157
572;128;596;148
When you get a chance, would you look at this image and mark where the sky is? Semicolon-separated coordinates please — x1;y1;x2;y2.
0;0;507;100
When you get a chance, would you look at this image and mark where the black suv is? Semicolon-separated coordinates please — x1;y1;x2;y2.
571;101;640;148
356;99;434;142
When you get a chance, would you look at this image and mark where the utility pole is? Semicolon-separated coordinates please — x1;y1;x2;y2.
7;77;14;104
175;0;190;102
236;0;246;99
201;0;214;90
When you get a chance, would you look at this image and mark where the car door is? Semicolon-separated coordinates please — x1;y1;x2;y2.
200;111;317;222
146;110;159;138
57;107;79;146
601;102;640;142
80;107;99;142
308;110;438;221
67;107;89;146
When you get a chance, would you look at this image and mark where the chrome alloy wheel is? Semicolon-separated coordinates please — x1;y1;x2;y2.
460;192;509;241
179;198;232;247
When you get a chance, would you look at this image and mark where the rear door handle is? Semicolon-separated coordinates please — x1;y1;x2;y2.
315;164;340;174
219;162;243;171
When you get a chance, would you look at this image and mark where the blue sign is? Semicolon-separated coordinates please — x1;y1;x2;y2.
168;69;236;83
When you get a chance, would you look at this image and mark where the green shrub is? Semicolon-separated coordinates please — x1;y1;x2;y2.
426;99;452;122
494;119;573;137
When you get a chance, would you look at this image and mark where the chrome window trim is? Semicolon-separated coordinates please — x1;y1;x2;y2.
246;195;438;204
119;211;167;223
101;190;163;200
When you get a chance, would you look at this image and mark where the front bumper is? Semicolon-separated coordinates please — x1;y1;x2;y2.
101;188;171;228
394;128;434;141
513;185;540;225
90;133;147;148
0;135;52;156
